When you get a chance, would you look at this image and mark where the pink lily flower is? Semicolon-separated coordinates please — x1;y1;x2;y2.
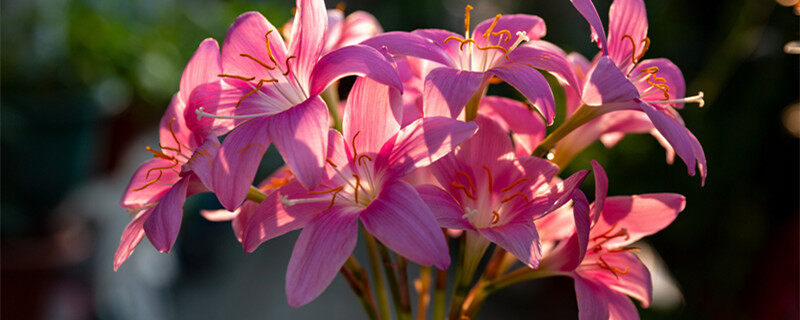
550;52;675;166
362;5;580;124
415;115;591;269
190;1;403;211
537;164;686;319
282;6;383;55
239;77;477;307
569;0;707;183
115;39;224;270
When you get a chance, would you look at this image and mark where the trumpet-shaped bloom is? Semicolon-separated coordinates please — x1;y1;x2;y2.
362;6;579;124
116;39;223;269
191;1;403;211
239;77;477;307
538;164;685;320
282;7;383;55
570;0;706;183
415;115;590;269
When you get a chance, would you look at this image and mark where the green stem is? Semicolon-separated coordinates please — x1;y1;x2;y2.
364;230;392;320
416;266;432;320
447;232;488;320
377;241;412;320
342;256;381;320
532;104;603;158
321;84;342;131
397;256;412;318
246;185;268;203
433;268;447;320
464;79;490;122
462;268;559;318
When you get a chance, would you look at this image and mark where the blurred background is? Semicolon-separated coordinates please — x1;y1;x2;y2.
1;0;798;319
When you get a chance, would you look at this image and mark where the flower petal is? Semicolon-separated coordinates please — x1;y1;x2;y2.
633;58;686;108
221;12;288;82
337;11;383;49
361;31;455;67
579;251;653;307
573;275;639;320
571;189;591;270
268;97;329;189
638;101;706;182
120;158;181;210
473;14;547;49
488;64;556;125
181;135;221;191
242;180;328;253
287;0;327;87
569;0;609;54
457;115;515;166
375;117;478;180
308;44;403;96
422;67;484;118
286;206;359;307
212;117;271;210
582;56;640;106
478;222;542;269
113;208;151;271
592;193;686;248
607;0;648;72
343;77;403;155
199;208;239;222
478;96;545;156
416;184;472;230
180;38;222;103
507;41;581;98
360;181;450;269
589;160;608;223
143;176;191;253
411;29;463;65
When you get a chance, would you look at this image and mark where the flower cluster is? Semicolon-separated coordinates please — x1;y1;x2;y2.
116;0;705;318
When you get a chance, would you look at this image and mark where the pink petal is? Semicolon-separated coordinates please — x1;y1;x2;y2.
511;169;590;222
507;41;581;98
286;206;360;307
592;193;686;248
582;56;640;106
233;168;296;242
569;0;609;54
120;158;181;210
607;0;648;72
536;205;577;242
375;117;478;180
416;184;472;230
143;177;191;253
199;208;239;222
579;251;653;308
179;38;222;103
573;275;639;320
478;96;545;155
287;0;327;87
322;9;345;53
360;181;450;269
411;29;463;66
308;44;403;96
473;14;547;49
221;12;288;82
488;64;556;125
457;115;515;166
638;101;706;181
361;31;455;67
113;208;152;271
242;180;327;253
422;67;484;118
336;11;383;49
633;58;686;108
478;222;542;269
268;97;329;189
160;96;200;153
342;77;403;155
212;117;271;210
181;135;221;191
571;190;591;270
589;160;608;223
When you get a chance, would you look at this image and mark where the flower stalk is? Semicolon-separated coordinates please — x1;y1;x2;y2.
533;104;604;158
364;229;392;320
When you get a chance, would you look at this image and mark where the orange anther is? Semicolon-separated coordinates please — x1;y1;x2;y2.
240;53;275;70
451;181;478;200
282;55;297;76
491;210;500;225
500;192;530;204
482;165;493;193
455;171;477;193
500;177;531;192
218;74;256;81
482;14;502;39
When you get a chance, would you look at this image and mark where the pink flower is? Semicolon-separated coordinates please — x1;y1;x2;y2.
190;0;403;211
570;0;707;183
415;115;591;269
239;77;477;307
282;7;383;55
362;6;580;124
115;39;223;270
538;163;686;319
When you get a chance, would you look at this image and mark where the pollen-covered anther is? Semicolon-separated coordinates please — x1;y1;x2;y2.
218;73;256;81
240;53;275;70
236;78;279;108
464;5;474;38
500;192;530;204
452;181;478;200
500;177;532;192
307;186;345;210
357;154;373;166
621;34;651;64
482;165;493;193
596;255;629;279
282;55;297;76
490;210;501;225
